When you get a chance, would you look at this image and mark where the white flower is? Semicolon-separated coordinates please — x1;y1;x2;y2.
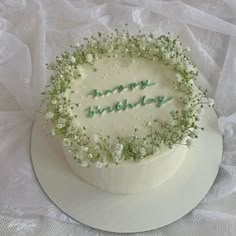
186;139;193;148
154;147;160;153
58;105;64;113
93;134;100;143
58;117;66;127
63;89;71;99
147;37;153;42
76;65;85;78
77;66;85;78
57;93;64;100
186;46;191;52
139;42;146;50
140;147;146;157
88;153;93;159
69;56;76;63
81;146;88;152
56;123;64;129
86;54;93;63
208;98;214;106
107;46;114;53
95;161;104;168
52;100;57;105
121;36;128;44
75;42;80;47
81;160;89;167
51;128;56;136
112;143;123;162
176;41;182;49
63;138;71;147
194;114;201;121
164;53;170;60
66;107;73;117
113;151;122;161
185;64;194;73
197;107;204;116
189;133;195;138
114;143;123;152
79;71;85;79
45;111;54;120
176;73;182;82
147;121;152;127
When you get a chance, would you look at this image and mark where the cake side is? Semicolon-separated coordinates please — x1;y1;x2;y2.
64;143;187;194
42;30;214;194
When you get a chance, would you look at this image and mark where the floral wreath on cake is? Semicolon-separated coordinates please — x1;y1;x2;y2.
42;28;214;168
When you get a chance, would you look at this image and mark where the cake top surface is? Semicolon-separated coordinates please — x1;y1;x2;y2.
43;29;214;167
70;56;183;138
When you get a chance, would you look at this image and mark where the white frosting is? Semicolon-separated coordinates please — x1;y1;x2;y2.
70;56;183;138
64;56;187;194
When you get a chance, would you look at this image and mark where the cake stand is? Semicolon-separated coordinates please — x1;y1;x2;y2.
31;107;222;233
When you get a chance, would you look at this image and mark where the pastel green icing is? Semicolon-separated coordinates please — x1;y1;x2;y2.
85;95;173;118
88;80;156;98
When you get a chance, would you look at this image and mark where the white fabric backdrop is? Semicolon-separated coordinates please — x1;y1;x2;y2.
0;0;236;235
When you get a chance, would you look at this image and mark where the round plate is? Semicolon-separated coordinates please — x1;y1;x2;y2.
31;107;222;233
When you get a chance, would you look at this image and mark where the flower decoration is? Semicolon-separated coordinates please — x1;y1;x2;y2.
42;29;214;167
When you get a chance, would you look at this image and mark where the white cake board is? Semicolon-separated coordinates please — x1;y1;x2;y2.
31;107;222;233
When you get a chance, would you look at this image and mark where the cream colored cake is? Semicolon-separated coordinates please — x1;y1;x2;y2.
64;143;187;194
44;32;211;194
63;56;187;194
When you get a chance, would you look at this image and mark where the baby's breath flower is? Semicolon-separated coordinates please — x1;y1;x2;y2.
69;56;76;63
185;64;194;73
81;146;88;152
45;111;54;120
208;98;214;106
51;128;56;136
86;54;93;63
58;106;64;113
81;160;89;167
56;123;64;129
66;107;73;117
112;143;123;162
95;161;104;168
140;147;146;157
176;73;182;82
186;46;191;52
186;139;193;148
58;118;66;126
77;65;83;71
93;134;100;143
154;147;160;153
63;138;71;147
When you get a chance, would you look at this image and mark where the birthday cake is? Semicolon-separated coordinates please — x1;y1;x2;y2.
43;30;213;194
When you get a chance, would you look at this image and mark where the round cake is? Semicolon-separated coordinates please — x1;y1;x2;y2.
43;30;213;194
